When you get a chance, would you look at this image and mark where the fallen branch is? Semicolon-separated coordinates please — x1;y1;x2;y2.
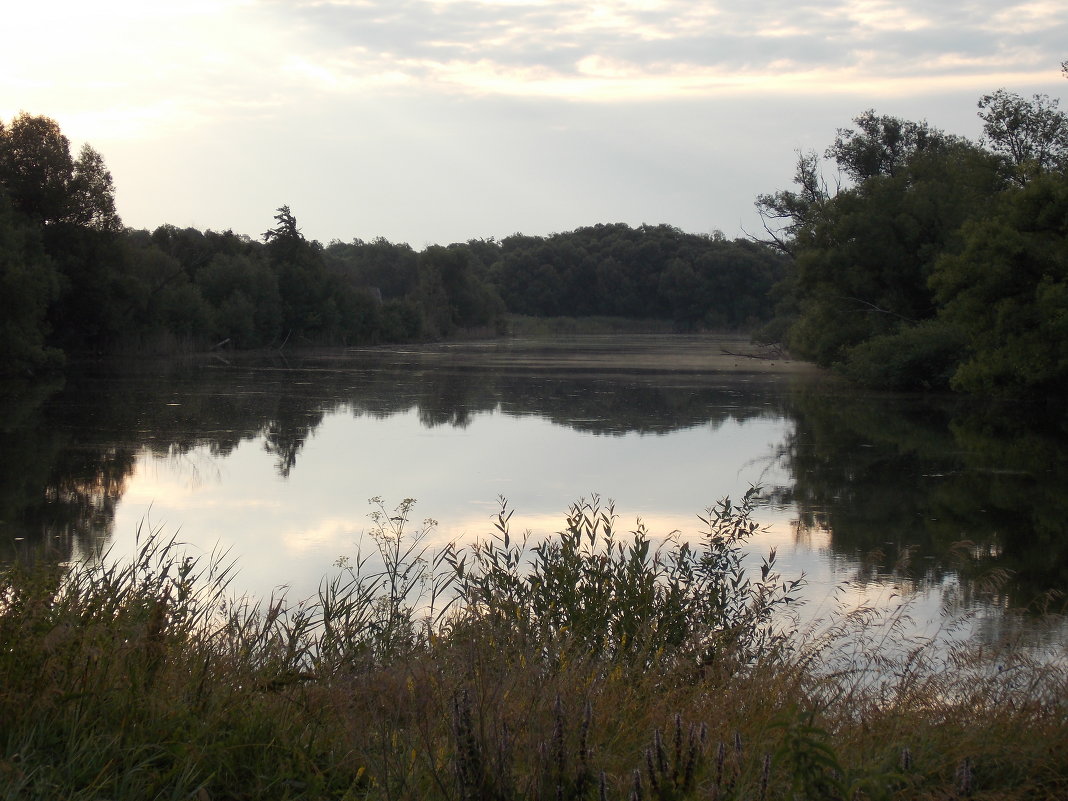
720;345;787;361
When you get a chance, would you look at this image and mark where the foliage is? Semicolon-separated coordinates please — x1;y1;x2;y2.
0;195;62;375
978;89;1068;182
0;113;76;227
1;498;1066;800
754;150;832;257
0;111;785;369
770;706;847;801
448;490;800;669
0;113;120;231
66;145;122;232
771;136;1002;368
418;244;505;335
0;113;125;368
317;497;457;670
930;171;1068;396
261;204;302;247
756;78;1068;395
836;318;970;391
827;110;964;183
493;224;785;329
197;251;283;347
324;236;420;299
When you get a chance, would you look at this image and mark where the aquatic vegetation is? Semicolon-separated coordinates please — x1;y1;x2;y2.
0;497;1065;800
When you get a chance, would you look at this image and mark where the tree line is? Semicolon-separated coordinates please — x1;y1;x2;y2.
0;114;785;376
4;66;1068;401
755;66;1068;398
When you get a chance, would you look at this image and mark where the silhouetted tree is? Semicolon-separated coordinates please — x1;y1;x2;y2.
978;89;1068;183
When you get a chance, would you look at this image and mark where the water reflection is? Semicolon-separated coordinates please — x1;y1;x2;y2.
2;338;1066;642
0;377;134;561
780;388;1068;608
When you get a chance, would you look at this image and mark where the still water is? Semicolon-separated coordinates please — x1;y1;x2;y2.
2;335;1067;647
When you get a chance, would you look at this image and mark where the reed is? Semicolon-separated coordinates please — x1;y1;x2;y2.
1;497;1065;799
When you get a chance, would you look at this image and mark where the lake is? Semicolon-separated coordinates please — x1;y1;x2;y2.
2;335;1066;649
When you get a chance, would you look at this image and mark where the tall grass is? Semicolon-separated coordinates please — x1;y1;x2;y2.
1;495;1065;800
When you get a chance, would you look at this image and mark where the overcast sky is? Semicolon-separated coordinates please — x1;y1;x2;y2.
4;1;1065;247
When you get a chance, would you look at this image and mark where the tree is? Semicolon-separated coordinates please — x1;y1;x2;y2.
0;113;126;356
757;112;1004;372
44;222;132;350
197;251;282;347
68;145;122;232
977;89;1068;183
0;113;122;230
827;110;960;182
263;205;302;247
262;206;338;340
0;113;75;225
930;172;1068;395
418;245;504;331
0;194;61;374
755;150;832;256
323;237;420;299
756;113;966;258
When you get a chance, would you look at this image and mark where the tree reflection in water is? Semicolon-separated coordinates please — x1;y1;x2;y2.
2;341;1066;627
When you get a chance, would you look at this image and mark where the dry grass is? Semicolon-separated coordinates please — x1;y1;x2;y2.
1;498;1065;800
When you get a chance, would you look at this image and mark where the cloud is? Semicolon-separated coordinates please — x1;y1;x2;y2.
256;0;1067;100
6;0;1064;138
5;0;1064;245
282;517;362;553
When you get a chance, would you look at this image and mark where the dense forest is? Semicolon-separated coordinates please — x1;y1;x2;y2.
755;68;1068;397
0;113;785;376
3;68;1068;399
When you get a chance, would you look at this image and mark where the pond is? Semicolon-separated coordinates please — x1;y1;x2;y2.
2;335;1067;649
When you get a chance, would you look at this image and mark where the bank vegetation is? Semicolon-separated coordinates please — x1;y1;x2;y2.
1;495;1065;800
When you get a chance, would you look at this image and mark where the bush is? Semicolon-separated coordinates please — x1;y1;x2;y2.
2;497;1067;800
448;490;800;669
837;319;970;390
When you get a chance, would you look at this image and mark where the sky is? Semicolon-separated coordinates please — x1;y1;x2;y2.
3;0;1066;247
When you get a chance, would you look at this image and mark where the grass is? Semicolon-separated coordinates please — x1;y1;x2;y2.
1;493;1066;800
503;315;678;336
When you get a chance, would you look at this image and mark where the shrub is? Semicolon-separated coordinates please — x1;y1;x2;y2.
837;319;970;390
448;490;801;670
2;497;1066;800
